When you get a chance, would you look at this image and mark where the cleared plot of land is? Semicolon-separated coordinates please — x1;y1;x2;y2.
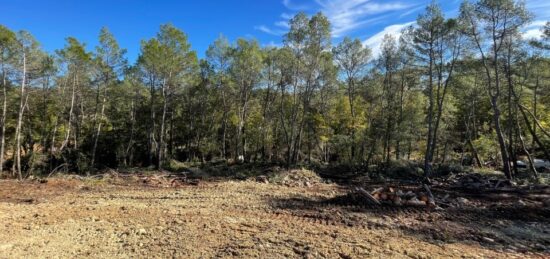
0;177;548;258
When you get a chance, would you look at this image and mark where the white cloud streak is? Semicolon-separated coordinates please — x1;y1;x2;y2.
363;21;414;57
282;0;311;11
257;0;415;38
315;0;414;37
254;25;284;36
256;0;549;49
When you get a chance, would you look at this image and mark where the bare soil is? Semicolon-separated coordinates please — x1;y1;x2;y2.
0;175;549;258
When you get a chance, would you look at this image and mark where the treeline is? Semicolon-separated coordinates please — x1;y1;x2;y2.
0;0;549;180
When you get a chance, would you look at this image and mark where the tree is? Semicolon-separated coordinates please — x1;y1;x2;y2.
412;3;461;176
378;35;400;164
56;37;92;153
281;12;333;166
0;2;548;180
90;27;127;169
138;24;198;169
0;25;16;174
333;37;371;162
230;39;264;161
206;35;232;159
460;0;531;179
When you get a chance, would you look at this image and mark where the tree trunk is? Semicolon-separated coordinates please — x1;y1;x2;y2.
13;53;26;180
148;76;156;166
91;79;108;169
0;61;8;173
491;95;512;179
424;46;435;176
516;115;538;179
60;73;77;151
158;80;168;170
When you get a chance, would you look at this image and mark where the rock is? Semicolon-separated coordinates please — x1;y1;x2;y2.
482;237;495;243
256;175;269;184
517;199;526;206
392;196;402;206
406;197;425;206
0;244;14;251
457;197;469;205
138;228;147;235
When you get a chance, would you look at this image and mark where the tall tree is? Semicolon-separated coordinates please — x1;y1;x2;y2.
230;39;264;161
333;37;371;162
281;12;333;166
460;0;531;179
412;3;461;175
90;27;127;168
138;24;197;169
378;34;400;164
56;37;92;152
206;35;232;159
0;26;16;174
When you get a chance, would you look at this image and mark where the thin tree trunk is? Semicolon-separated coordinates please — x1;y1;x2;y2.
424;45;434;176
0;61;7;173
491;95;512;179
148;76;156;166
91;78;108;169
158;79;168;170
516;115;538;179
60;73;77;151
125;93;136;166
13;53;26;180
517;103;550;161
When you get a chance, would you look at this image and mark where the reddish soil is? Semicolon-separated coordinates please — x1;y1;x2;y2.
0;176;548;258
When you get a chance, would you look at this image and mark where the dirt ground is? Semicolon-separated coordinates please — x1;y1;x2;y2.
0;175;549;258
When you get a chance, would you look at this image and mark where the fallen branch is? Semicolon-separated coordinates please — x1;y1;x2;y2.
356;187;381;205
423;184;436;207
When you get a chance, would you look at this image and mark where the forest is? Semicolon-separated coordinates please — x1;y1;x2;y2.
1;0;550;257
0;0;549;181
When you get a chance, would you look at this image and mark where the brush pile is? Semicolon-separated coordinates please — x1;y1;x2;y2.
269;169;323;187
354;186;436;207
141;173;199;187
445;173;515;189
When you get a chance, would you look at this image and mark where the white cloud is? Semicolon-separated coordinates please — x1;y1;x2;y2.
363;21;414;57
254;25;284;36
275;20;290;29
522;20;547;40
524;1;550;40
315;0;414;37
264;41;283;48
256;0;415;38
523;28;543;40
281;13;294;20
399;5;425;18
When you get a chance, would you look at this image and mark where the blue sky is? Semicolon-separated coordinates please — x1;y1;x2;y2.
2;0;549;61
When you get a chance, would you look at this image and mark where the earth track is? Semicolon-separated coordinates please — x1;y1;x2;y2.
0;179;548;258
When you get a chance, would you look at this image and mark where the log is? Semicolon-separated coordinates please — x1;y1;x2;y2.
356;187;381;205
423;184;436;207
371;187;385;195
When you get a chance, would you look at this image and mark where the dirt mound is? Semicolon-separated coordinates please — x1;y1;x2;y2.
269;169;323;187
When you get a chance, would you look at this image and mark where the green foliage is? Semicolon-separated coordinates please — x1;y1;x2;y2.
0;2;549;180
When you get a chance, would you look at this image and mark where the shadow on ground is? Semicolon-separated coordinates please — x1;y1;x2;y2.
267;192;550;254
